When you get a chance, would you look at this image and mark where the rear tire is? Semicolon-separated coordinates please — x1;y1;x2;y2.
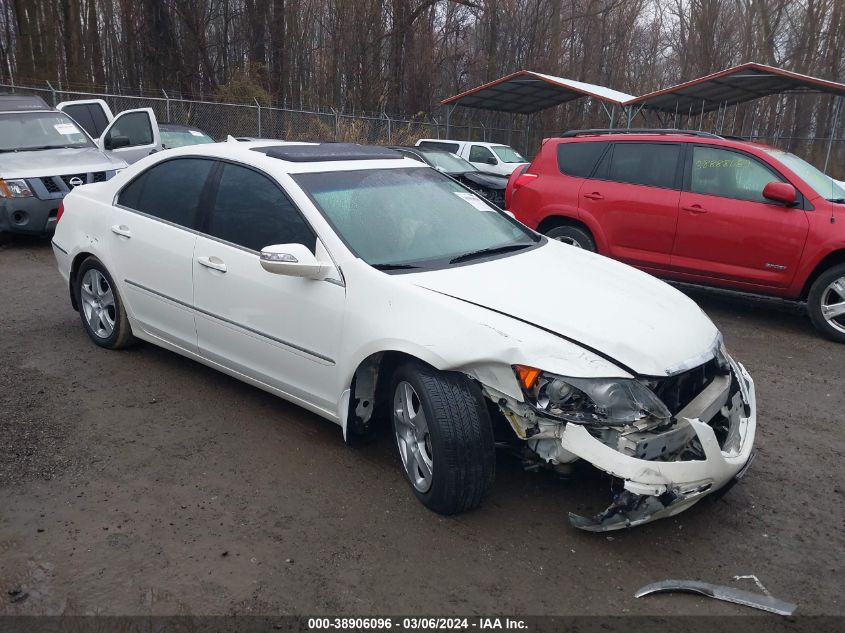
807;263;845;343
391;360;495;514
545;225;596;251
75;257;135;349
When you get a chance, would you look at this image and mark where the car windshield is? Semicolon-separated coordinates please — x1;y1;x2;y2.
0;112;93;151
765;148;845;201
160;127;215;148
295;167;537;268
420;150;477;174
491;145;527;163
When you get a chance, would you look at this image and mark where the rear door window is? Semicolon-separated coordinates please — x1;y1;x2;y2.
418;141;460;153
117;158;215;228
607;142;682;189
202;163;316;253
690;145;784;203
59;103;110;138
557;141;609;177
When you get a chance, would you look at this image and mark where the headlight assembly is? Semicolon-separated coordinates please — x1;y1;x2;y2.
513;365;672;426
0;178;33;198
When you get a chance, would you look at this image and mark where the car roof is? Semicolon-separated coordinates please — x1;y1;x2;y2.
554;129;773;146
254;143;402;162
159;123;209;133
147;140;422;175
0;94;51;112
393;145;451;154
553;130;788;152
417;139;510;148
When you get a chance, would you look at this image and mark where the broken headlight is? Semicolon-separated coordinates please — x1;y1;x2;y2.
513;365;671;426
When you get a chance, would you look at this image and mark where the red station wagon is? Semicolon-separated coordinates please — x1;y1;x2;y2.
506;129;845;342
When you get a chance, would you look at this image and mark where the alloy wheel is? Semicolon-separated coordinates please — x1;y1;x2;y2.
553;235;583;248
393;381;434;492
820;275;845;335
80;269;116;339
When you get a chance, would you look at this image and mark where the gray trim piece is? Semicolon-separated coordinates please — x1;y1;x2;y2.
124;279;335;365
51;241;68;255
635;579;797;616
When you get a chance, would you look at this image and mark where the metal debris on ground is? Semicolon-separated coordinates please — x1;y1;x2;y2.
8;587;29;604
634;579;797;616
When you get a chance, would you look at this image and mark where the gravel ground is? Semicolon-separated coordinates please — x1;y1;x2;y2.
0;237;843;618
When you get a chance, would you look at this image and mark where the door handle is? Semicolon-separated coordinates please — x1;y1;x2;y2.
111;224;132;238
583;192;604;200
197;256;227;273
682;204;708;214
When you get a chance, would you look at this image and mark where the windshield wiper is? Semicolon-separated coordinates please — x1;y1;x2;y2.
828;198;845;204
16;145;69;152
449;243;532;264
371;262;421;270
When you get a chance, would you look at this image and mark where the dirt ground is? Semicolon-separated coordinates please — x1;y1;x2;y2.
0;237;843;618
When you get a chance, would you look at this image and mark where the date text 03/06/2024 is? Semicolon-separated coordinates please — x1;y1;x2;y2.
307;617;528;629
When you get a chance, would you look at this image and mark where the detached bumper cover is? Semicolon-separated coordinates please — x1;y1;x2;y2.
565;361;757;531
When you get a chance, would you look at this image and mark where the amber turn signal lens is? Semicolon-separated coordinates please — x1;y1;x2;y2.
513;365;542;390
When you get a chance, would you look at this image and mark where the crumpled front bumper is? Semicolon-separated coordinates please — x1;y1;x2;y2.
564;361;757;531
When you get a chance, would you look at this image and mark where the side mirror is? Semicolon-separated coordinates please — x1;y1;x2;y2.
485;156;498;165
260;243;330;279
763;182;797;206
104;135;131;150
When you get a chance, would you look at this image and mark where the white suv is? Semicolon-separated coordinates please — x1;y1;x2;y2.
51;140;756;531
415;139;528;177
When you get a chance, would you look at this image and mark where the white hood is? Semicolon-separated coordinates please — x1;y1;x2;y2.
0;146;126;179
406;240;719;376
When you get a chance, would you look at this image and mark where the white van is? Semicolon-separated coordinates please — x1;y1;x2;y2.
414;139;528;177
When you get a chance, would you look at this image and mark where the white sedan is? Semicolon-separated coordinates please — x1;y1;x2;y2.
51;140;757;531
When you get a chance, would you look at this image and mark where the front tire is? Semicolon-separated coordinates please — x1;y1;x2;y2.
545;225;596;251
391;360;495;514
75;257;135;349
807;263;845;343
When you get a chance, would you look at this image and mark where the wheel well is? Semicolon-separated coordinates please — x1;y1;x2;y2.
346;350;433;441
536;215;593;238
801;250;845;300
68;251;95;311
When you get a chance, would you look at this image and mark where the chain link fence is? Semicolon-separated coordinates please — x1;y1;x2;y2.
2;82;842;177
0;82;522;149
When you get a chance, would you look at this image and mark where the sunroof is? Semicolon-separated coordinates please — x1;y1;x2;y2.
253;143;402;162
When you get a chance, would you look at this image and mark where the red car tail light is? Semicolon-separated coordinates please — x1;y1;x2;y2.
56;201;65;224
513;173;538;190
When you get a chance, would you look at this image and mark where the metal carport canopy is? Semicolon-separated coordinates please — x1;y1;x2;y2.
441;70;635;114
626;62;845;113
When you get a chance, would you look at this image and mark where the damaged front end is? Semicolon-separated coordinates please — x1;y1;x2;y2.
483;342;757;531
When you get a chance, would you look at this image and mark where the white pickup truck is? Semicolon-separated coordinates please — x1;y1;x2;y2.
55;99;163;164
414;139;528;177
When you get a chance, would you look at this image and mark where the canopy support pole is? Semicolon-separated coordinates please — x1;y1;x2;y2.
445;105;453;138
598;101;614;127
524;114;531;156
823;96;843;173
